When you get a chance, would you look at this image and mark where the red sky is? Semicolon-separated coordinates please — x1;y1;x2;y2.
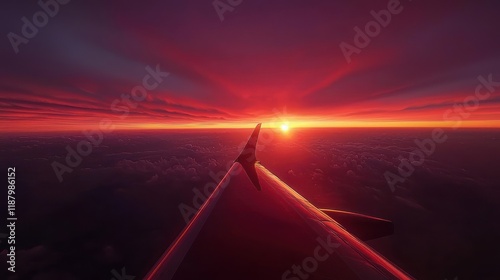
1;0;499;132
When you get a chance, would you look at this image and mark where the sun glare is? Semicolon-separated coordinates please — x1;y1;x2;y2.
281;123;289;132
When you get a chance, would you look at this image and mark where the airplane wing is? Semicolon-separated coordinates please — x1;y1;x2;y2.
145;124;415;280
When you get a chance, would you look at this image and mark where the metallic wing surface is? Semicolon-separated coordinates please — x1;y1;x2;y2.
145;124;414;280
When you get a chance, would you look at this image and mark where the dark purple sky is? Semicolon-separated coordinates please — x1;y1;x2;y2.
1;0;499;131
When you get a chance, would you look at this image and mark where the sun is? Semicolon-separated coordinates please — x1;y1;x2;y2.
280;123;289;132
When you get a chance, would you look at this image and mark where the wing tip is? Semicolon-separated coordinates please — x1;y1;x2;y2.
235;123;262;191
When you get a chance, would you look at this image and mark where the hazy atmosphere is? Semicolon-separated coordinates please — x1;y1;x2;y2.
1;1;499;280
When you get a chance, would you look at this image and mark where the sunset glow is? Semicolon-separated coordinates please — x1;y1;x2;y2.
3;1;500;279
1;1;499;133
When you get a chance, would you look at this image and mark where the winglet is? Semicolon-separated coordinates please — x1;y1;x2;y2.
235;123;262;191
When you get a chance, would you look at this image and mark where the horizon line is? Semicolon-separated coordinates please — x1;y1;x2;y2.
1;125;500;135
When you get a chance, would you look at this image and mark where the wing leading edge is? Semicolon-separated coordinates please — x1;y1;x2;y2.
145;124;415;280
144;163;238;280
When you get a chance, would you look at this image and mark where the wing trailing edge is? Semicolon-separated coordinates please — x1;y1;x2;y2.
320;209;394;241
146;124;415;280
